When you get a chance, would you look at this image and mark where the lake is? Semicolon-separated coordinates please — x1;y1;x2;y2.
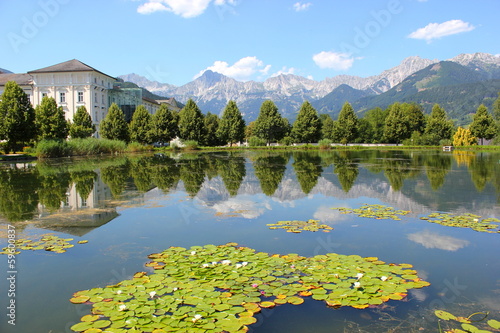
0;150;499;333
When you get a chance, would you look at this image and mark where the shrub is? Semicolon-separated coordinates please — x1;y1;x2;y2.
67;138;127;155
318;139;332;149
36;139;70;158
183;140;199;150
127;142;152;153
279;136;294;146
248;136;266;147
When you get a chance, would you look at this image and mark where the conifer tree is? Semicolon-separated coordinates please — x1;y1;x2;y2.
0;81;36;153
99;103;129;142
424;104;454;144
69;105;95;138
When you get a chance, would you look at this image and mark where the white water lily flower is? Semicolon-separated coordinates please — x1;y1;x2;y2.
118;304;127;311
172;287;178;291
191;251;196;255
353;282;361;288
356;273;364;279
235;264;242;269
149;291;157;298
211;261;217;266
241;262;248;266
192;314;202;322
380;276;388;281
221;260;231;265
116;290;122;294
202;263;210;268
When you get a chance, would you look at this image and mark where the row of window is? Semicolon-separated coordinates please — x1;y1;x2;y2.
42;91;104;104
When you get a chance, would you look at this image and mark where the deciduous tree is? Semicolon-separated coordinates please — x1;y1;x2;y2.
129;105;153;144
217;100;246;146
0;81;36;153
469;104;497;144
178;99;205;143
99;103;129;142
254;100;288;144
151;104;178;144
69;105;95;138
332;102;358;144
291;101;321;143
35;96;69;141
424;104;454;145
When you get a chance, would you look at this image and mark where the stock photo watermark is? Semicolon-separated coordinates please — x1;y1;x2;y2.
7;0;70;53
339;0;403;55
5;224;17;326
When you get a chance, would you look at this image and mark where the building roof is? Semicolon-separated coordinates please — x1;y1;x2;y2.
28;59;116;80
0;73;33;86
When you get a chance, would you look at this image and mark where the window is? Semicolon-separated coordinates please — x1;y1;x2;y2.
102;94;104;104
78;91;84;102
95;93;98;103
60;92;66;103
42;92;47;98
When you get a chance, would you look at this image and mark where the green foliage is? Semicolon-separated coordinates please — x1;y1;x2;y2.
254;153;289;195
332;102;358;143
69;106;95;139
363;107;387;143
318;138;332;149
151;104;178;144
37;138;127;157
493;92;500;122
469;104;497;143
35;96;69;141
291;101;321;143
355;118;373;143
217;100;246;145
0;81;36;153
203;112;222;146
384;103;409;144
36;139;71;158
292;152;323;194
253;100;288;144
424;104;454;145
320;114;334;140
129;105;153;144
183;140;199;150
453;127;477;146
248;136;267;147
178;99;205;142
99;103;130;142
279;136;294;146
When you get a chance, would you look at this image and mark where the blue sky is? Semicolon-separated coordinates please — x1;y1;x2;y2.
0;0;498;86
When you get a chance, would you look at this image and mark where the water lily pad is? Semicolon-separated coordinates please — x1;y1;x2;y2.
435;310;457;321
69;243;429;332
333;204;410;221
488;319;500;329
267;220;333;233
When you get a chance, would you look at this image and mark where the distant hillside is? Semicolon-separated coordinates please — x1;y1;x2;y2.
0;68;13;74
313;84;373;114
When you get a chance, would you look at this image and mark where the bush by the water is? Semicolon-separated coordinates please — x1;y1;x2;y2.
36;138;127;158
248;136;267;147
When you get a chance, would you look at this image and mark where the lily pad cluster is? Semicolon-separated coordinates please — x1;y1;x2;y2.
69;243;429;333
0;235;88;255
421;213;500;233
267;219;333;233
333;204;410;220
435;309;500;333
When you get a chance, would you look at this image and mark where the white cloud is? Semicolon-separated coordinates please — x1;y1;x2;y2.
194;56;270;81
408;19;475;42
407;230;470;251
312;51;355;70
271;66;296;77
137;0;232;18
293;2;312;12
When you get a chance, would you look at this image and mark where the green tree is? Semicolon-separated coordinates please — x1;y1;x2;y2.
35;96;69;141
99;103;130;142
151;104;178;144
320;114;334;140
69;106;95;138
178;99;205;143
355;118;373;143
0;81;36;153
217;100;246;146
253;153;289;196
332;102;358;144
129;105;153;144
70;170;97;200
364;107;387;143
333;151;359;192
384;103;409;144
424;104;454;145
493;92;500;122
217;153;246;196
203;112;222;146
469;104;497;145
403;103;425;134
291;101;321;143
254;100;287;144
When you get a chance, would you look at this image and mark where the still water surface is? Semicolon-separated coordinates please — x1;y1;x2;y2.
0;150;499;332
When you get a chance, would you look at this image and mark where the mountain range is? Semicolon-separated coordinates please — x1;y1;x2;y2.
119;52;500;125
